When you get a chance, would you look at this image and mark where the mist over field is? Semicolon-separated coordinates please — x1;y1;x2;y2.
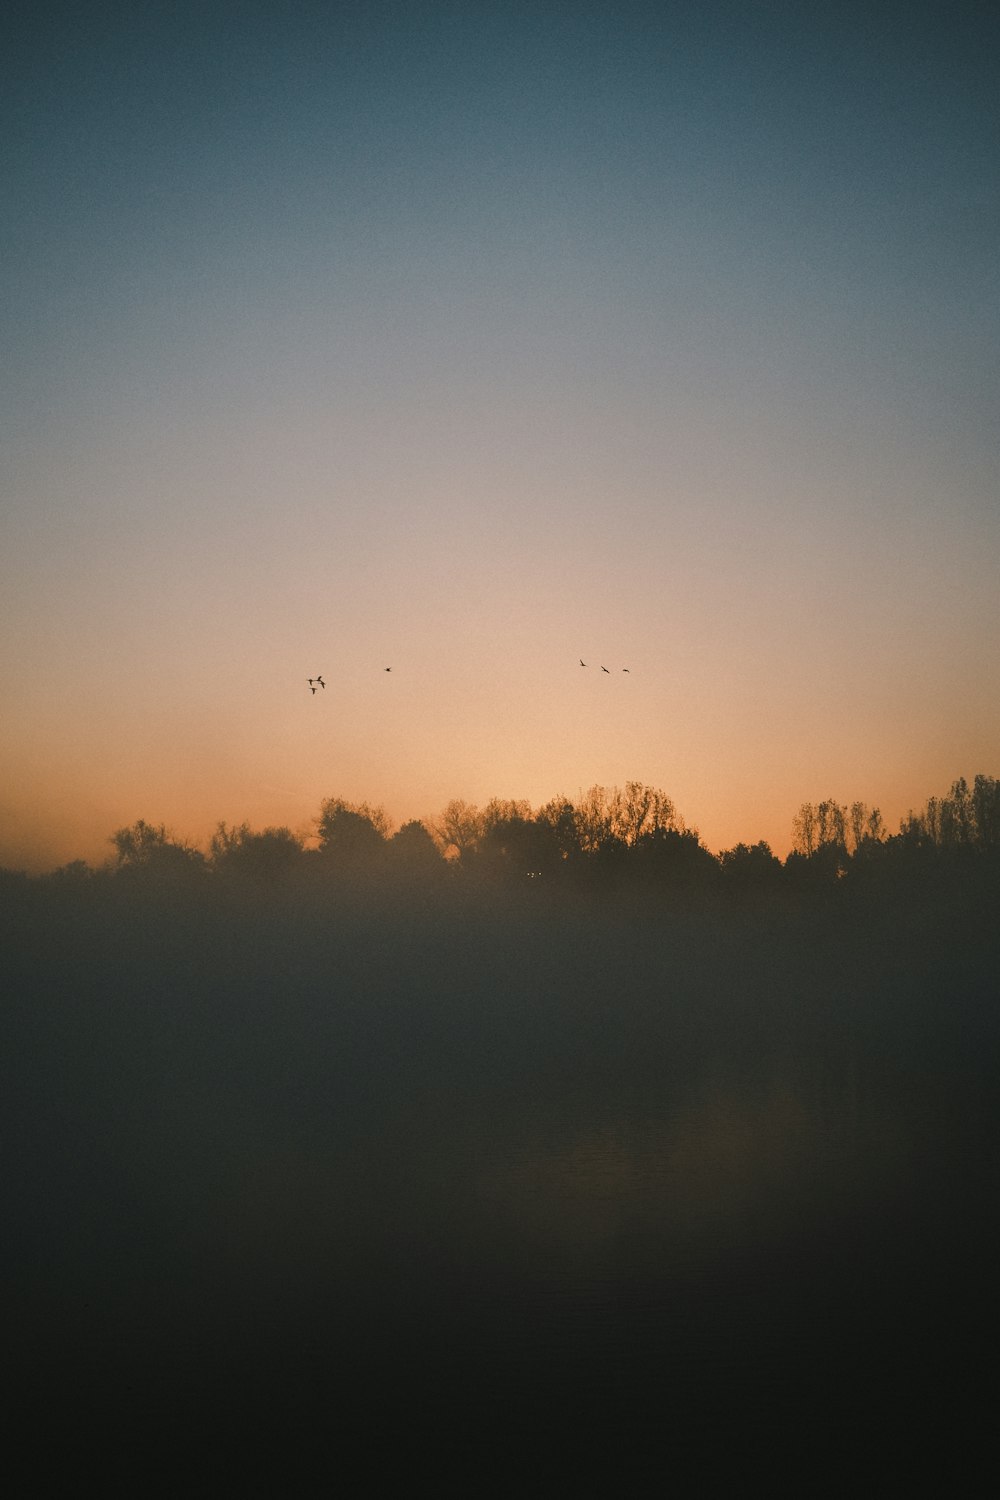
4;781;998;1489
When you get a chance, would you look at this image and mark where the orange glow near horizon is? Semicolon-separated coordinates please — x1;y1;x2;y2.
2;9;997;873
3;434;998;873
3;631;997;874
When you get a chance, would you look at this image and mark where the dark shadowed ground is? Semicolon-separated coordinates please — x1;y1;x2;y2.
3;866;998;1491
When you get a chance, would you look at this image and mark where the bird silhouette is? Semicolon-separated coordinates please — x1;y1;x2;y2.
579;659;587;667
384;667;391;672
310;686;317;694
622;668;630;673
601;665;610;673
316;675;325;688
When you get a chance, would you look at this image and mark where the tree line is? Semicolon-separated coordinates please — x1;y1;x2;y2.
5;774;998;901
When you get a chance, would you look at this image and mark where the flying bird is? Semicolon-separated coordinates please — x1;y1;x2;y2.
622;668;630;673
385;667;391;672
601;666;610;673
309;686;317;694
316;675;325;688
579;659;587;667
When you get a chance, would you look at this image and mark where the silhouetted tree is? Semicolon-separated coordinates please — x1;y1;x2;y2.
387;820;444;875
535;798;582;866
44;859;95;885
316;799;389;865
631;826;718;894
846;802;885;854
481;798;533;835
14;771;997;914
816;799;847;852
792;803;817;857
112;819;168;866
865;806;886;844
897;809;935;850
433;799;484;862
574;782;680;854
939;778;973;846
972;774;1000;848
790;798;850;881
719;841;783;892
479;808;553;882
615;781;680;844
110;819;206;879
572;785;614;855
210;822;304;883
899;773;1000;855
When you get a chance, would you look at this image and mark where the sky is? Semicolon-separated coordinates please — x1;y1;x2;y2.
2;0;998;870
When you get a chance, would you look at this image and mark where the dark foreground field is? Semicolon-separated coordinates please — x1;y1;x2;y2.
4;869;998;1491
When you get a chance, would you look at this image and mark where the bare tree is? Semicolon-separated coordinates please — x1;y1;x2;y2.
433;799;484;861
816;799;847;849
939;777;973;846
110;819;205;877
972;774;1000;847
574;782;679;853
865;806;886;843
616;781;679;845
791;802;817;856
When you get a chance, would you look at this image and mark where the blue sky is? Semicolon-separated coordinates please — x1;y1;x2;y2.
2;1;997;867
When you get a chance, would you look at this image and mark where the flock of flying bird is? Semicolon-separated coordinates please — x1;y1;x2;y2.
307;661;630;692
308;670;391;692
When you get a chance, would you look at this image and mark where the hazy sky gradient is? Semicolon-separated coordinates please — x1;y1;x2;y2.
3;0;998;868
